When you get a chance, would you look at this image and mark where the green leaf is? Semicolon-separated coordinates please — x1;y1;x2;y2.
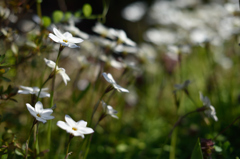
52;10;64;23
64;12;72;21
1;76;11;82
82;4;92;17
42;16;51;28
191;138;203;159
0;54;5;63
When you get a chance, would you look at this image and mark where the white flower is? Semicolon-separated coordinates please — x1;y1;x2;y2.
64;19;89;39
99;55;124;69
18;86;50;98
199;92;218;121
57;115;94;138
112;30;136;46
102;101;118;119
49;28;83;48
92;22;116;39
26;101;54;123
44;58;70;85
102;72;129;93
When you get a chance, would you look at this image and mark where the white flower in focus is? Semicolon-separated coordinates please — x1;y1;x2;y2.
199;92;218;121
44;58;70;85
18;86;50;98
49;28;83;48
92;22;116;39
102;72;129;93
102;101;118;119
57;115;94;138
26;101;54;123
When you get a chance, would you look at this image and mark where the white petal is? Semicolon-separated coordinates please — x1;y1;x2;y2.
26;103;36;117
65;115;76;127
44;58;56;68
63;32;73;38
113;84;129;93
57;121;71;131
67;43;80;48
49;33;61;43
76;120;87;127
19;86;33;92
18;90;31;94
102;72;115;84
53;28;65;39
35;101;43;112
41;108;53;115
35;117;47;123
67;37;83;43
72;131;84;138
77;127;94;134
39;92;50;98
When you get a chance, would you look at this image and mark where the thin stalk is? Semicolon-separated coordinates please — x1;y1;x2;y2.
65;135;74;159
25;119;38;159
168;110;198;137
169;127;178;159
214;115;240;140
36;0;42;19
36;77;51;101
47;45;64;152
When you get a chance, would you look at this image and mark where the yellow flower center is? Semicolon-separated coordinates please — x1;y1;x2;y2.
72;127;77;131
63;39;68;43
37;113;41;117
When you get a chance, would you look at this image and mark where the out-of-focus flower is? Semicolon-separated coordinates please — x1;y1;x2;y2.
57;115;94;138
102;72;129;93
18;86;50;98
122;2;147;22
49;28;83;48
102;101;118;119
26;101;54;123
144;28;177;45
64;19;89;39
0;6;10;20
99;55;124;69
112;29;136;46
114;45;138;54
92;22;116;39
44;58;70;85
199;92;218;121
174;80;191;90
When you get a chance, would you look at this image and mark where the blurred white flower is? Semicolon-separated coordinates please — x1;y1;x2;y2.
57;115;94;138
0;6;10;20
49;28;83;48
92;22;116;39
18;86;50;98
26;101;54;123
122;2;147;22
102;72;129;93
114;45;138;54
112;29;136;46
99;55;124;69
44;58;70;85
102;101;118;119
199;92;218;121
64;19;89;39
144;28;177;45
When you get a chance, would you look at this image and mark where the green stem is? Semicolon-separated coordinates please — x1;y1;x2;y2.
169;128;178;159
25;119;38;159
65;135;74;159
36;0;42;20
36;77;51;101
214;115;240;140
47;45;64;153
